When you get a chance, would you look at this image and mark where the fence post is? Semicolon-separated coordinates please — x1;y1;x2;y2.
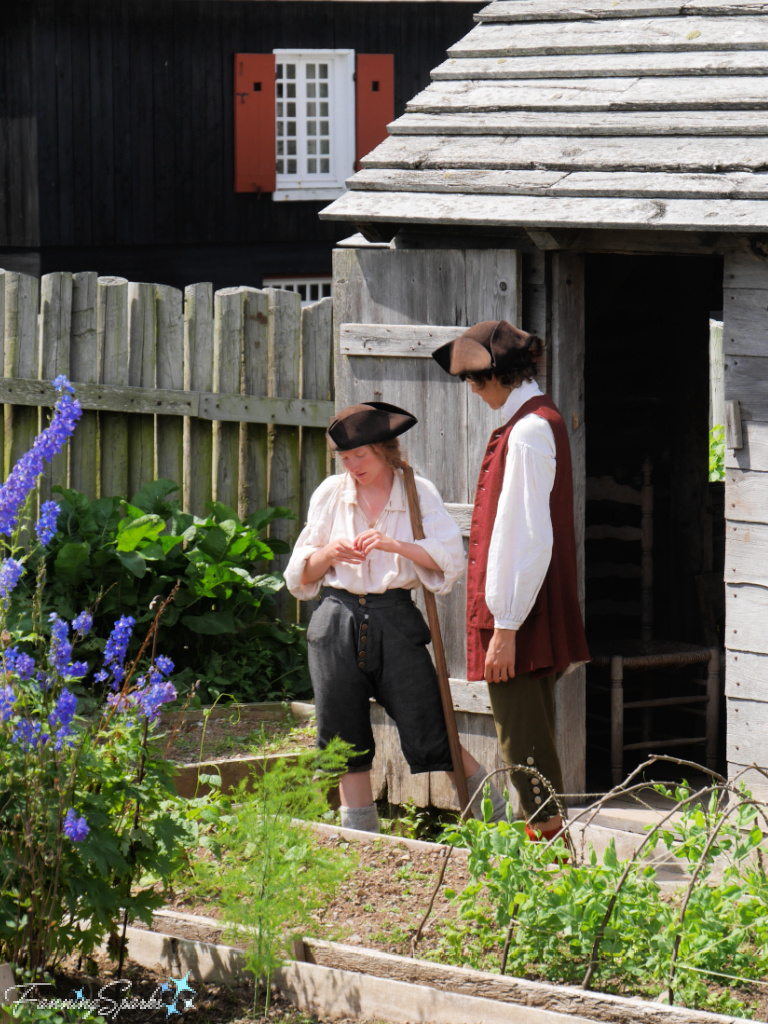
239;288;269;520
183;283;214;517
267;288;301;620
38;273;74;503
155;283;184;494
98;277;130;499
127;281;157;499
69;273;99;497
3;272;39;479
298;296;333;622
212;287;243;511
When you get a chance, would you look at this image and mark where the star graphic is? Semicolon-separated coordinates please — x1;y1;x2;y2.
74;989;84;1000
182;997;196;1010
165;1003;180;1017
160;983;170;993
170;973;196;1000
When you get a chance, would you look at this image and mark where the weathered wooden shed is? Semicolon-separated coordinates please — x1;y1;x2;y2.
321;0;768;804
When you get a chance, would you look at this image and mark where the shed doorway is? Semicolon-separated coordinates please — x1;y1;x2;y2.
583;253;725;791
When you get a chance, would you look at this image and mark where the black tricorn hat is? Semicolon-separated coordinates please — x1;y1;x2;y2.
432;320;534;376
326;401;417;451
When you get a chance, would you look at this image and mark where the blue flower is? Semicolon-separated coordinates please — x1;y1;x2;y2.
15;652;35;680
103;616;135;673
63;808;89;841
53;375;75;395
136;680;177;722
35;500;60;546
0;685;14;721
0;383;81;538
72;611;93;634
12;718;43;750
155;655;174;677
48;614;73;674
68;661;88;679
94;669;109;684
0;558;24;598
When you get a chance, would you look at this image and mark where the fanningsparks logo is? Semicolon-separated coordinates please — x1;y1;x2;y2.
5;973;197;1018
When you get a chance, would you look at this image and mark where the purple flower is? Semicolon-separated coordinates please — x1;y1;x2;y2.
48;614;72;674
12;717;43;750
155;655;174;677
136;680;177;722
72;611;93;634
68;661;88;679
0;384;81;538
0;685;14;721
103;616;135;674
63;808;89;842
53;375;75;395
94;669;108;684
36;500;60;546
0;558;24;598
15;652;35;680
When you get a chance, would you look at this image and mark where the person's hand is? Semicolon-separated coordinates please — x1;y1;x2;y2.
354;529;399;557
485;629;517;683
324;537;366;566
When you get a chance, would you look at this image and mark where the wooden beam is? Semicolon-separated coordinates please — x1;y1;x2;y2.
0;376;334;427
392;109;768;137
449;17;768;59
725;398;743;447
324;188;768;237
408;76;768;115
477;1;768;22
432;49;768;79
339;323;460;357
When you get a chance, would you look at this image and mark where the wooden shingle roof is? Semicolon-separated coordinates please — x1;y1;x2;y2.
322;0;768;236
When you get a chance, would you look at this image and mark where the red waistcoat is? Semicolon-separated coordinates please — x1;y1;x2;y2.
466;394;590;681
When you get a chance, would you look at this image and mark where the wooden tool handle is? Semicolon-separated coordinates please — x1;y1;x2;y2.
401;465;470;814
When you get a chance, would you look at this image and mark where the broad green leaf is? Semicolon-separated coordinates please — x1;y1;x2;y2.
53;541;92;586
116;513;165;551
181;610;236;634
116;550;147;577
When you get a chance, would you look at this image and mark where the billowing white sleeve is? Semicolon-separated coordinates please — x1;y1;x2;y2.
486;415;556;630
284;475;342;601
411;476;466;596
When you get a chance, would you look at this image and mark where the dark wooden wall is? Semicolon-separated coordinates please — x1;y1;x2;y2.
1;6;40;247
2;0;483;287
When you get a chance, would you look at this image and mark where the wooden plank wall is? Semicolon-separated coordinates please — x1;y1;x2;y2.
0;270;333;570
723;248;768;801
24;0;483;254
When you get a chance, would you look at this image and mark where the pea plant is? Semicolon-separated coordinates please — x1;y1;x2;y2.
416;757;768;1019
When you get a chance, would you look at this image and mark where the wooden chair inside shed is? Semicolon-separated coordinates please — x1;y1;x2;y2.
586;460;719;785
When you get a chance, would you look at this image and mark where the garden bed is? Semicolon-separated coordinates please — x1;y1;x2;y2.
108;824;762;1024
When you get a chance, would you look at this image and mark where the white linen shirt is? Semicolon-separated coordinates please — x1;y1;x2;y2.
285;469;465;600
487;379;556;631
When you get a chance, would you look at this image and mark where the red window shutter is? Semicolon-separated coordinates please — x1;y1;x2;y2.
355;54;394;172
234;54;276;193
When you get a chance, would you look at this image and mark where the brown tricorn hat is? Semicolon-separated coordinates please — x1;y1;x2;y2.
327;401;417;451
431;320;535;376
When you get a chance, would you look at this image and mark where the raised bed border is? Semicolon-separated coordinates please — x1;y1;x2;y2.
116;823;749;1024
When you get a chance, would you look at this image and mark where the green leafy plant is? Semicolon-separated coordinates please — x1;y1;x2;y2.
709;424;725;482
192;739;356;1012
11;480;310;703
430;781;768;1017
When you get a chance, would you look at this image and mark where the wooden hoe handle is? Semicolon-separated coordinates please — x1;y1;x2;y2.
402;465;470;814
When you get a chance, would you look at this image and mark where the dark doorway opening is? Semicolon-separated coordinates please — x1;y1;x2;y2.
583;254;725;792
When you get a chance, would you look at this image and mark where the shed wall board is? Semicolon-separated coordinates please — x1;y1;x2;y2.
726;421;768;471
726;696;768;768
725;649;768;701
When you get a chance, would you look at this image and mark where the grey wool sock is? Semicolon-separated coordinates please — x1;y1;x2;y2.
464;765;509;823
340;803;380;834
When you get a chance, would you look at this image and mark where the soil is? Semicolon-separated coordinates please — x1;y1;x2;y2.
156;830;469;958
161;712;316;765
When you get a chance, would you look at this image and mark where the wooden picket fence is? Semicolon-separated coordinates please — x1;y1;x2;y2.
0;269;334;590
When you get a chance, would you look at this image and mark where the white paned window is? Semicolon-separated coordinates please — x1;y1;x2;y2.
273;50;355;202
262;276;333;307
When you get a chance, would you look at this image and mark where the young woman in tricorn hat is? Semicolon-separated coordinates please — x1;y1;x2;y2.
285;401;506;833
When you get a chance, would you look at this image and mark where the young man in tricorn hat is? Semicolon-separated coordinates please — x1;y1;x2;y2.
432;321;589;841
